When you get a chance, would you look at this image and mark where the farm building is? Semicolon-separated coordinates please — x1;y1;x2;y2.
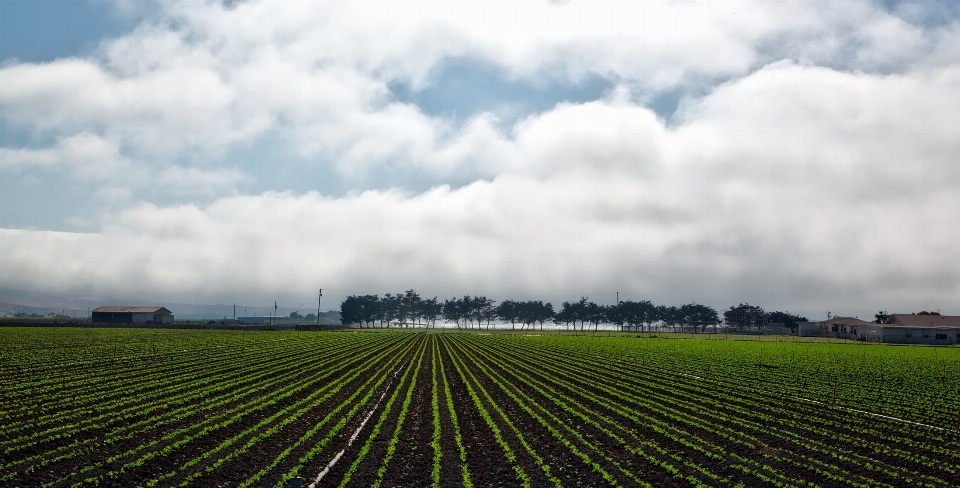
884;313;960;328
797;317;872;338
870;325;957;344
238;316;272;325
871;314;960;345
91;306;174;325
798;314;959;344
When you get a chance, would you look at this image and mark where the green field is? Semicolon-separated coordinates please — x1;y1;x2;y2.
2;327;958;487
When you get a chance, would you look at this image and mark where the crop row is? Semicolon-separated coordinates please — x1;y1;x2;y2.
2;328;956;487
449;334;959;486
2;330;416;486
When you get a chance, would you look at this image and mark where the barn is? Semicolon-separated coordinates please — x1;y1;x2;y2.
91;306;174;325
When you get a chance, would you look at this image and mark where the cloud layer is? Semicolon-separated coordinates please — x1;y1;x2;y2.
1;0;959;318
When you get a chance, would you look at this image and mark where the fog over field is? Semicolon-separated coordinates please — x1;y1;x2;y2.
1;0;959;319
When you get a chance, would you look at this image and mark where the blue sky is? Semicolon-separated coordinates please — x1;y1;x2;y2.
1;0;959;319
0;1;127;63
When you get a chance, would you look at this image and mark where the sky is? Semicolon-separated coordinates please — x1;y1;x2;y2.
1;0;959;320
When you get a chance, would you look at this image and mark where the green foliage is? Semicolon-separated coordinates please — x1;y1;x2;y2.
767;311;808;331
724;303;765;330
2;328;957;487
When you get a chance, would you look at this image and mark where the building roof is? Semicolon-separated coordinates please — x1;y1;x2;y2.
92;306;172;314
825;317;874;326
885;314;960;328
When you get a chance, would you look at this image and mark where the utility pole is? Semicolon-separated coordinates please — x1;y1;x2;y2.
233;303;236;321
317;289;323;326
274;301;277;326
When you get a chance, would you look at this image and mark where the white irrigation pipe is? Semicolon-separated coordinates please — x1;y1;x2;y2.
794;396;951;432
671;370;956;433
308;359;409;488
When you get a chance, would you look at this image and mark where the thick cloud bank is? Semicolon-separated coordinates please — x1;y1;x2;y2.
1;0;959;317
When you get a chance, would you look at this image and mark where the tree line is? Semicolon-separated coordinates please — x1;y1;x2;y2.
340;290;808;332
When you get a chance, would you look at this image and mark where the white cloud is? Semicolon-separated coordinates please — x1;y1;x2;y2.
0;59;243;155
1;0;959;317
675;62;960;194
3;62;960;316
0;132;248;194
2;169;957;316
3;0;956;177
0;132;129;180
155;165;250;193
0;146;59;171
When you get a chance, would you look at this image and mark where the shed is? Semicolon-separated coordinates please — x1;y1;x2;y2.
92;306;174;324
